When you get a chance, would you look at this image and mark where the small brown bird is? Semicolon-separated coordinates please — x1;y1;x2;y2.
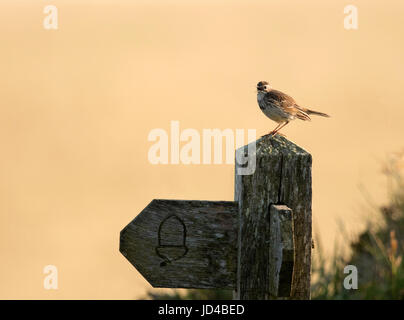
257;81;330;136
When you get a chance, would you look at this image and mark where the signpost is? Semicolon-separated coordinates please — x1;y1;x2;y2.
120;200;238;289
120;135;312;299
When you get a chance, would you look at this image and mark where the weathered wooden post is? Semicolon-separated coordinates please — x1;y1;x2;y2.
234;135;312;299
120;135;312;299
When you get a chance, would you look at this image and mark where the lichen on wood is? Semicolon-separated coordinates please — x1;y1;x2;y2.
234;134;312;300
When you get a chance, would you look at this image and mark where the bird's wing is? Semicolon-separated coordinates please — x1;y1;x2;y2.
265;90;311;121
265;90;295;105
294;104;311;121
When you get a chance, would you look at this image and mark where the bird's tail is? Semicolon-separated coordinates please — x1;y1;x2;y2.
306;109;330;118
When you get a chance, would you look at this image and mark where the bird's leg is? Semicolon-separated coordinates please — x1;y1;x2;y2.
271;121;289;136
266;123;282;135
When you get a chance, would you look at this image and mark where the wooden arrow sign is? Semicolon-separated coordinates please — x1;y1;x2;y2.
119;199;238;289
119;136;308;299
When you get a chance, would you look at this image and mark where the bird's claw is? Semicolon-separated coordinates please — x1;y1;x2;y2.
262;131;286;138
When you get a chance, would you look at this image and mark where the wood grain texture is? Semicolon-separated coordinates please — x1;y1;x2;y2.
234;134;312;299
268;204;294;297
120;199;238;289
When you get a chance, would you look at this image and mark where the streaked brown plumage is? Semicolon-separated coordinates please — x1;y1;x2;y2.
257;81;330;136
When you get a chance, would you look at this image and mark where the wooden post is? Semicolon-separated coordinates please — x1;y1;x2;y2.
234;135;312;299
268;204;294;297
120;134;312;299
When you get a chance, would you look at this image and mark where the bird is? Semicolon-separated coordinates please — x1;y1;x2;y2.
256;81;330;136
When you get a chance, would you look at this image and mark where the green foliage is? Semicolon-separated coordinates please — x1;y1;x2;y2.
311;153;404;299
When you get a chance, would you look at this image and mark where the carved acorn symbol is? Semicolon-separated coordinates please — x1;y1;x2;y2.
155;215;188;267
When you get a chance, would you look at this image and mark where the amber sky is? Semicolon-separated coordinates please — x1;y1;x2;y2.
0;0;403;299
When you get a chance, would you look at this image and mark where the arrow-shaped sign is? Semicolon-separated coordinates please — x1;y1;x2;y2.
120;199;238;289
119;136;309;298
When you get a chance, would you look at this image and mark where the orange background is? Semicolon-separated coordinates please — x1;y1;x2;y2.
0;0;403;299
